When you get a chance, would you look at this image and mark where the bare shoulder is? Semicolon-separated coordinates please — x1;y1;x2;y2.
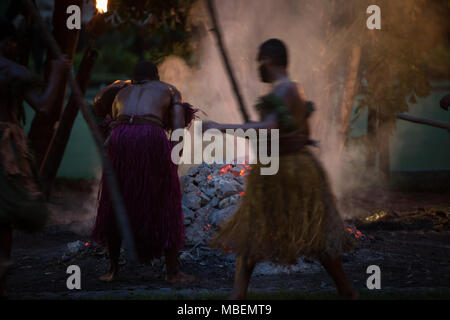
158;81;180;95
293;82;307;102
272;80;304;103
159;81;183;103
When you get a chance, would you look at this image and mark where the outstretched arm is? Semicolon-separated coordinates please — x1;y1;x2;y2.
202;113;278;133
24;57;71;114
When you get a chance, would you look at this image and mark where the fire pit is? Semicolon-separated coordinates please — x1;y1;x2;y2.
181;162;250;246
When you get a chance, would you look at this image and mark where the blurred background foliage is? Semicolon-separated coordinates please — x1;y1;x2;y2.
74;0;199;84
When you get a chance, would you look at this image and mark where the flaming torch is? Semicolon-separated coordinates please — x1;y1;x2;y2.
96;0;108;14
87;0;109;44
23;0;138;262
40;0;111;189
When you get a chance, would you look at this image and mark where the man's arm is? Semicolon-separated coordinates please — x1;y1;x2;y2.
203;113;278;133
170;86;185;132
94;80;132;118
24;57;71;114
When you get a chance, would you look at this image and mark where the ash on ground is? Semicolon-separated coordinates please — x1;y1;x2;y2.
6;164;450;298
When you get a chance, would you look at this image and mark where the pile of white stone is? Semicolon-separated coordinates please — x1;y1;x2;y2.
179;162;362;276
181;162;249;246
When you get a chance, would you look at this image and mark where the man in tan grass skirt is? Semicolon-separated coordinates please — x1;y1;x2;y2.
203;39;358;300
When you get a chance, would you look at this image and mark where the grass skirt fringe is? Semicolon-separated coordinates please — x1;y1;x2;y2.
0;123;48;232
210;149;353;265
92;124;184;264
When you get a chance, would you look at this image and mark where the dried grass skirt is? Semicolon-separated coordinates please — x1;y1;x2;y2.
210;149;353;265
92;124;184;264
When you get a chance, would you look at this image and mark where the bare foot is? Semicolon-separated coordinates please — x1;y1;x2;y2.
228;293;245;300
340;290;359;300
165;271;195;284
0;279;7;299
0;259;12;280
99;271;119;282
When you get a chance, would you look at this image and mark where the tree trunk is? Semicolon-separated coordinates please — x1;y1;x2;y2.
40;48;98;196
308;3;339;149
366;106;378;169
378;122;391;182
337;45;361;155
28;0;82;167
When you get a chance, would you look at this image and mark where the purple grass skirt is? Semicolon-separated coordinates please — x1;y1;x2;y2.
91;124;184;264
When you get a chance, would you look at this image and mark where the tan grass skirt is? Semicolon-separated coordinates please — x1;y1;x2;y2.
209;149;353;265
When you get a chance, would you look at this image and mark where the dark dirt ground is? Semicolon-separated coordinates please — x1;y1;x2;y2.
5;180;450;300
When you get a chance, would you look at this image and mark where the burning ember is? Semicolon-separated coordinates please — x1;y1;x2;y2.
219;164;251;177
346;225;366;240
181;162;248;245
96;0;108;14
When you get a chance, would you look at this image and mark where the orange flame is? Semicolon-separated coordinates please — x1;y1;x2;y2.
96;0;108;14
219;164;251;177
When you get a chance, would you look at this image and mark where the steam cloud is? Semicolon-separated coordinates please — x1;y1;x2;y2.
159;0;373;217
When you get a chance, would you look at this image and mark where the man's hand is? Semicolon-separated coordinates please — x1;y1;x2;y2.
50;55;72;81
440;94;450;111
24;55;72;114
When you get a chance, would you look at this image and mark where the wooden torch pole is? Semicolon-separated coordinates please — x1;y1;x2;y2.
23;0;137;263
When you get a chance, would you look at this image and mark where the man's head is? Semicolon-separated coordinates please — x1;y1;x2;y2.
132;60;159;83
257;38;288;83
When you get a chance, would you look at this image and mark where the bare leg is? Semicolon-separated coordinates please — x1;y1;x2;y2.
0;225;12;298
229;255;256;300
99;235;121;282
164;247;195;284
320;254;358;300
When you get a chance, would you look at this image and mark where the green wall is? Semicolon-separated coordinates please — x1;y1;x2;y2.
350;84;449;171
24;89;101;179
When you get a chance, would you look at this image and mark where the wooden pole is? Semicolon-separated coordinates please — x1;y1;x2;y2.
28;0;83;167
337;45;362;156
205;0;250;122
397;114;450;131
40;47;98;196
23;0;137;263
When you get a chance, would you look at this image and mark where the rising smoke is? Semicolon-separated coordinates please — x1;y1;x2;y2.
159;0;368;216
159;0;448;217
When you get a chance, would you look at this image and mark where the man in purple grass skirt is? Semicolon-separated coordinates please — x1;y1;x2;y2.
91;61;196;283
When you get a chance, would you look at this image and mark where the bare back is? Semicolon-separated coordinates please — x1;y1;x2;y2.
112;80;175;120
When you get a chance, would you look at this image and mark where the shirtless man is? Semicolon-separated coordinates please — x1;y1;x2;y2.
0;25;70;297
91;61;195;283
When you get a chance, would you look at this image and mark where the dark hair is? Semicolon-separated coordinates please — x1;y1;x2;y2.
132;60;159;82
258;38;288;67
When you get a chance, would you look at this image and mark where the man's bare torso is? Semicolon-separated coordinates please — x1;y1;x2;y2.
112;80;175;121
